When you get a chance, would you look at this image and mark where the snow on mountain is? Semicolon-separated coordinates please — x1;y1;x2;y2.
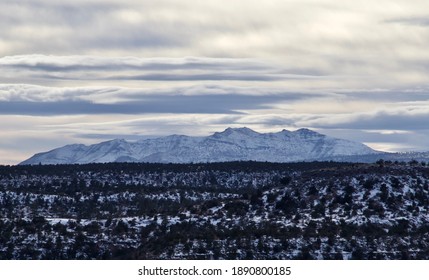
20;127;379;165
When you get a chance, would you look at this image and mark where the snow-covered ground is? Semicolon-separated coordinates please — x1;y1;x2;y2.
1;161;428;259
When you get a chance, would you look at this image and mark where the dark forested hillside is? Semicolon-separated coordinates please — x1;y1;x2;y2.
0;161;428;259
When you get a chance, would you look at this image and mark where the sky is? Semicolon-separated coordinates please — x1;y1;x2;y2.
1;0;429;164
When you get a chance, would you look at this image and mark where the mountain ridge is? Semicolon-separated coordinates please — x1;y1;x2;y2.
20;127;380;165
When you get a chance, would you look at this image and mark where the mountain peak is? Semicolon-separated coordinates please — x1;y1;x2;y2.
294;128;323;136
212;127;258;137
109;138;127;144
227;127;258;134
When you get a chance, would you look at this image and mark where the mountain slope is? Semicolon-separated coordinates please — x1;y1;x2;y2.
20;127;379;165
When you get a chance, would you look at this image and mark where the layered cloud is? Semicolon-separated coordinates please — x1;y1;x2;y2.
299;104;429;131
1;0;429;163
0;55;325;86
2;1;429;86
0;83;321;115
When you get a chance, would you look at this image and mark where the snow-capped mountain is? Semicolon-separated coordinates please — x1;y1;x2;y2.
20;127;379;165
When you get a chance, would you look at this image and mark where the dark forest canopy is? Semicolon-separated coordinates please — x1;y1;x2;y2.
0;161;361;175
1;160;429;260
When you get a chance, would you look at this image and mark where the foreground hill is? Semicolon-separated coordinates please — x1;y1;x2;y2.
1;161;429;259
20;127;378;165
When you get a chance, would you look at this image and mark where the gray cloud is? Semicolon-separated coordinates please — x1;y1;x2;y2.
297;107;429;131
385;16;429;26
0;55;323;84
313;128;429;152
104;73;285;82
0;97;246;115
0;1;187;54
0;56;269;72
1;1;429;163
1;0;291;58
1;1;427;86
228;103;429;133
0;84;318;116
337;89;429;103
0;83;318;102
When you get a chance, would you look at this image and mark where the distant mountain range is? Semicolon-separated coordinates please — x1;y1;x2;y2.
21;127;392;165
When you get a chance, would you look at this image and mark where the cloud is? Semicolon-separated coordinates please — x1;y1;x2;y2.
0;55;324;85
385;16;429;27
336;88;429;103
314;128;429;152
1;1;429;88
0;83;320;115
1;1;429;163
2;1;429;93
0;55;271;71
295;104;429;131
0;98;244;116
